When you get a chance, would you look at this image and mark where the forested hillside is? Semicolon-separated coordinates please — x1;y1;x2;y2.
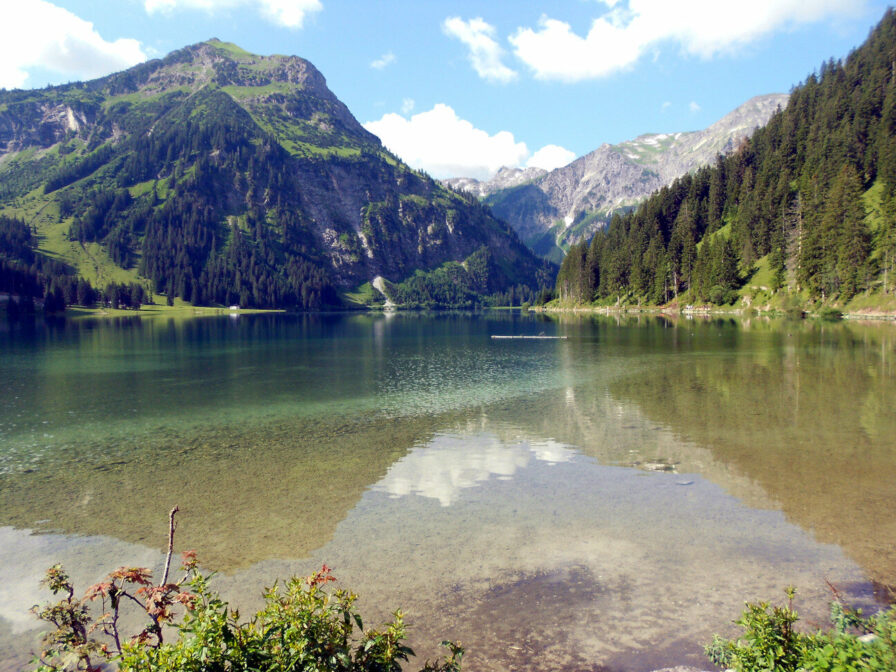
556;9;896;310
0;40;548;311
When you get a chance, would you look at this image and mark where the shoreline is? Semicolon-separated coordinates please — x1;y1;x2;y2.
534;303;896;321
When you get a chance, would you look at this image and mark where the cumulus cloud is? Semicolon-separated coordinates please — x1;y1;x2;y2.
364;103;575;179
0;0;146;89
364;104;529;180
371;52;396;70
510;0;863;82
144;0;322;28
443;16;517;83
258;0;322;28
527;144;576;171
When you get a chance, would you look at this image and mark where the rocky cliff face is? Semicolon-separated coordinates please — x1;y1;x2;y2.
0;40;543;305
445;94;788;261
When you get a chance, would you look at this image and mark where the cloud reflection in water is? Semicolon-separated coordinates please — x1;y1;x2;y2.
374;432;574;506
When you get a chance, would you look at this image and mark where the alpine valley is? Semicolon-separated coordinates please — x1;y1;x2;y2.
444;94;788;263
0;39;551;311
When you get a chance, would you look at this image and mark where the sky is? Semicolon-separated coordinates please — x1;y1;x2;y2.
0;0;892;180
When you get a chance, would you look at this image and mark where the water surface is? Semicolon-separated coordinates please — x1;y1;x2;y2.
1;312;894;671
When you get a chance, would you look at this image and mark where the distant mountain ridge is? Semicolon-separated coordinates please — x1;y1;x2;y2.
0;39;545;309
445;166;548;200
444;94;788;261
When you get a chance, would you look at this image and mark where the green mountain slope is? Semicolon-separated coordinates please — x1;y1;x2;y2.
0;39;548;309
555;8;896;313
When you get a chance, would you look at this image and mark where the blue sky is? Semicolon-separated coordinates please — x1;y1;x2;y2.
0;0;891;179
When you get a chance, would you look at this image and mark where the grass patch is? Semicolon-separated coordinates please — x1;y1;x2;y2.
743;253;774;290
221;83;293;100
1;188;143;288
103;87;191;108
293;143;361;159
128;179;156;198
863;178;886;235
842;290;896;314
398;194;429;207
205;39;253;58
341;282;381;307
378;151;399;167
697;222;732;251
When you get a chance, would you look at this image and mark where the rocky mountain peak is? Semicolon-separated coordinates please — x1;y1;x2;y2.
443;165;547;199
190;39;332;93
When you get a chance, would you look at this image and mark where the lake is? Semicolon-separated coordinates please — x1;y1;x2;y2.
1;311;894;671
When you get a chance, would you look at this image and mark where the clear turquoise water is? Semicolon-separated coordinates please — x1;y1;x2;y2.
1;312;894;671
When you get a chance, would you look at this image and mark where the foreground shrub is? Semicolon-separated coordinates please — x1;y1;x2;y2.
31;508;462;672
706;587;896;672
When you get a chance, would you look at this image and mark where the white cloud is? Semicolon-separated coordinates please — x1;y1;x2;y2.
0;0;146;89
510;0;863;82
401;97;415;115
443;16;517;83
527;144;576;171
364;103;576;179
371;51;396;70
364;103;529;180
144;0;322;28
661;100;672;111
258;0;321;28
689;100;701;112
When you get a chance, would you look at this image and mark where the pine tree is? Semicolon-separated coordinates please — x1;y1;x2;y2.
832;164;871;299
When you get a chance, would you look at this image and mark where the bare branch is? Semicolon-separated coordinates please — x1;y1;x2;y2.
161;505;179;587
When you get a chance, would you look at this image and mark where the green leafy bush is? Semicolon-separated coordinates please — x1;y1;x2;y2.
705;587;807;671
30;510;462;672
118;566;462;672
706;588;896;672
818;307;844;321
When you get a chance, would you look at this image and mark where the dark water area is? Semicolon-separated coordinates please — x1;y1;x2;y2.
1;311;894;671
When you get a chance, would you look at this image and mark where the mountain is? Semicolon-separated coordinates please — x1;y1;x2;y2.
443;166;548;200
446;94;787;263
0;40;547;310
555;8;896;311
